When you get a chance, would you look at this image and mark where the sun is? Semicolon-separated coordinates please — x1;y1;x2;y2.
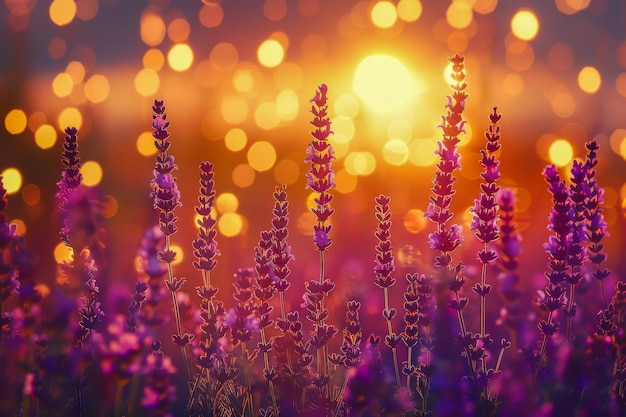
352;54;419;114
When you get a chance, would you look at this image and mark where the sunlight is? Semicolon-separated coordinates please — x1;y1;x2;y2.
352;55;420;114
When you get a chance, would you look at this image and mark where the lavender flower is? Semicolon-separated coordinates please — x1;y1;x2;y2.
582;140;610;304
469;107;503;374
192;161;226;367
425;54;467;271
304;84;338;406
305;83;335;252
254;226;278;409
150;100;181;238
533;165;570;382
149;99;193;385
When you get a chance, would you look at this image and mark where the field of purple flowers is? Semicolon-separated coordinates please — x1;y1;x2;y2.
1;54;625;417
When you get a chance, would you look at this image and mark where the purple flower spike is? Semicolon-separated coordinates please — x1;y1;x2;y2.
470;107;502;255
425;54;467;274
306;84;336;251
582;140;611;301
193;161;220;273
150;100;181;238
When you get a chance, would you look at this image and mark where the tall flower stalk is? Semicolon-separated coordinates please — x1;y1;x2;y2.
149;100;193;384
565;156;587;340
304;83;338;406
188;161;227;414
424;54;470;380
373;195;401;389
534;165;570;382
254;227;278;414
470;107;502;343
468;108;508;415
582;140;610;306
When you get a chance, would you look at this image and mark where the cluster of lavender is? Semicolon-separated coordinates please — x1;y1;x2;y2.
1;55;625;417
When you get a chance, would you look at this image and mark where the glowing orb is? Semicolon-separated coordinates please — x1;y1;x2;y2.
353;55;418;114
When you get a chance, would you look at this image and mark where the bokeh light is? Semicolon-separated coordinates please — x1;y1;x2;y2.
224;128;247;152
397;0;422;22
446;1;472;29
370;1;397;29
276;90;299;121
221;95;248;125
511;9;539;41
140;11;166;46
199;2;223;28
345;152;376;176
273;159;300;185
52;73;74;98
210;42;239;72
232;164;255;188
577;66;601;93
555;0;590;15
57;107;82;130
66;61;85;84
34;124;57;149
254;102;280;130
247;141;277;172
1;168;23;194
233;67;255;92
22;184;41;206
76;0;98;21
143;49;165;70
48;37;67;59
548;139;574;167
257;39;285;68
54;242;73;264
383;139;409;165
218;212;244;237
5;109;27;135
168;17;191;43
80;161;103;186
135;69;160;96
216;193;239;214
49;0;76;26
84;74;110;103
168;43;194;72
136;131;156;157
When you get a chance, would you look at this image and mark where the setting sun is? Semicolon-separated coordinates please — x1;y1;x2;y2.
352;55;420;114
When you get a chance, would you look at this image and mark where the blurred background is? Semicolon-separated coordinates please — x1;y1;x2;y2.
1;0;625;321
